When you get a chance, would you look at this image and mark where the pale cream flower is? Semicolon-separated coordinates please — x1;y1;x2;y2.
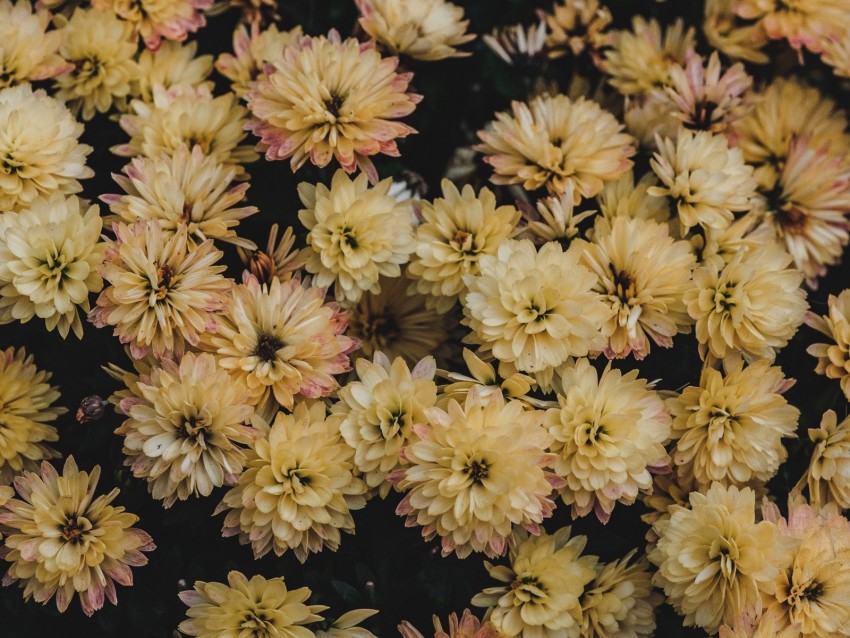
719;607;800;638
576;216;695;359
133;40;213;102
407;179;519;313
179;571;326;638
334;353;437;498
355;0;475;61
475;94;635;200
704;0;770;64
297;170;415;304
115;84;258;180
649;129;758;232
649;482;791;633
545;358;671;523
393;390;561;558
102;144;258;248
622;93;680;151
515;183;596;246
91;221;230;360
439;348;540;409
806;290;850;400
462;239;611;374
53;8;139;121
483;18;548;68
821;36;850;78
639;471;696;547
113;352;254;508
0;347;64;485
471;526;598;638
685;243;808;362
668;359;798;486
246;31;420;181
0;457;155;616
0;194;105;339
237;224;305;285
216;402;367;562
0;0;70;89
91;0;212;51
595;170;670;224
806;410;850;509
736;0;848;53
0;84;93;212
543;0;612;60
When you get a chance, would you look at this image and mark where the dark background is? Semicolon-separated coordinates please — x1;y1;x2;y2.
2;1;848;636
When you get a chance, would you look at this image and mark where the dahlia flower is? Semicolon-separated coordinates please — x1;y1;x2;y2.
133;40;213;102
0;457;155;616
0;84;92;212
113;352;254;507
595;170;670;224
355;0;475;61
668;359;798;486
201;274;356;416
0;194;105;339
462;239;610;374
392;390;561;558
475;94;635;200
704;0;770;64
115;84;257;180
576;216;695;359
543;0;612;60
246;31;420;181
91;0;212;50
649;482;790;633
471;526;598;638
53;8;139;121
237;224;305;285
0;347;64;485
91;220;230;360
806;410;850;509
334;353;437;498
399;610;499;638
102;144;258;248
297;170;416;304
545;358;671;523
736;0;847;53
0;0;70;89
806;290;850;400
216;401;367;562
407;180;520;313
685;243;808;362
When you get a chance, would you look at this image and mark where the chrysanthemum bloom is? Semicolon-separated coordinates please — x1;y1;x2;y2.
649;482;790;633
115;84;258;180
471;526;598;638
543;0;612;61
0;0;70;89
719;607;801;638
91;221;230;360
806;410;850;509
639;471;696;546
0;347;64;485
399;609;500;638
596;170;671;224
704;0;770;64
334;353;437;498
297;170;416;304
685;243;807;362
806;290;850;400
576;216;694;360
462;239;610;374
102;145;258;248
53;8;139;121
545;358;670;523
0;457;155;616
475;94;635;201
483;18;548;68
179;571;326;638
696;211;773;270
133;40;213;102
202;274;356;416
821;36;850;79
392;390;561;558
659;49;752;133
440;348;540;409
580;550;662;638
649;129;757;232
603;16;696;96
215;23;304;98
407;180;519;313
0;194;105;339
113;353;254;508
237;224;305;285
216;402;367;562
516;184;597;246
0;84;93;212
355;0;474;61
668;360;798;487
246;31;420;181
91;0;212;51
345;273;451;366
735;0;847;53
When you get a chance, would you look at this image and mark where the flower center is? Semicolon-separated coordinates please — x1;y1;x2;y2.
464;458;489;484
688;100;719;130
339;226;359;250
324;92;346;118
181;415;208;441
154;264;174;300
254;334;283;362
609;265;635;302
362;313;400;346
60;515;91;544
451;229;477;256
241;608;275;635
712;283;736;313
511;574;547;603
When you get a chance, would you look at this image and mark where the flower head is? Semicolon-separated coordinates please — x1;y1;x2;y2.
806;410;850;509
237;224;305;285
133;40;213;102
91;0;212;50
543;0;612;60
0;0;70;89
735;0;848;53
806;290;850;400
399;610;499;638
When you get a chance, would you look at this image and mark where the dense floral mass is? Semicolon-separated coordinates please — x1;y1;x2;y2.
2;0;850;637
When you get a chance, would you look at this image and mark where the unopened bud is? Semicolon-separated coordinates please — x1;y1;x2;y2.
76;395;107;424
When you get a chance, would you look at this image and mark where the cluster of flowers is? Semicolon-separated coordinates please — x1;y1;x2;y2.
1;0;850;636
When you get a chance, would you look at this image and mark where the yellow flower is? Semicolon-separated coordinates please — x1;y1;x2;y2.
0;194;105;339
543;0;612;60
297;170;415;304
0;0;70;89
0;347;64;485
407;179;520;313
133;40;213;102
471;526;598;638
596;170;670;224
0;456;155;616
515;183;597;246
216;402;367;562
805;290;850;400
821;36;850;79
237;224;305;285
545;358;671;523
355;0;474;61
806;410;850;509
393;390;561;558
91;0;211;50
668;359;798;486
703;0;770;64
475;94;635;200
736;0;848;53
439;348;540;409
